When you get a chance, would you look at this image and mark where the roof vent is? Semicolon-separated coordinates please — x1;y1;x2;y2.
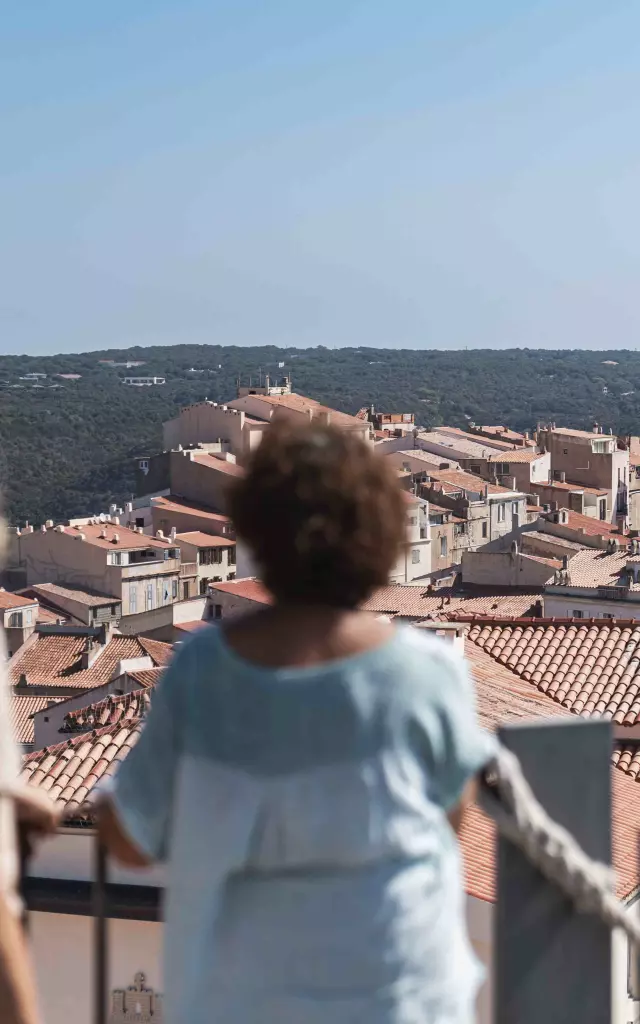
100;528;107;539
45;519;53;529
156;530;164;539
111;533;120;544
54;525;65;533
76;532;86;541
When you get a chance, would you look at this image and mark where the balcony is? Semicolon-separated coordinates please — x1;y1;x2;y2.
120;558;180;579
180;561;197;578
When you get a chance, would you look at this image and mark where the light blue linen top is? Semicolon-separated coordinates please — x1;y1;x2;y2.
111;624;495;1024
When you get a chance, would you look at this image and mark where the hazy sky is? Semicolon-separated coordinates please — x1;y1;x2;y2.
3;1;640;355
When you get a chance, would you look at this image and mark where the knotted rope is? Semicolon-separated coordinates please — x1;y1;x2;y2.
478;742;640;944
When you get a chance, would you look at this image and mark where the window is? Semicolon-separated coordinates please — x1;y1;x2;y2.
512;502;519;515
601;613;615;619
592;440;609;454
111;605;117;615
563;448;568;455
214;604;223;619
200;578;209;595
599;498;607;521
572;610;584;619
228;547;236;566
409;516;417;526
496;463;510;476
482;521;488;538
440;536;447;557
411;549;420;564
135;517;145;529
25;609;32;626
497;503;506;523
145;583;154;611
172;579;178;600
129;586;137;614
111;552;123;566
139;459;149;474
470;464;481;475
8;612;22;628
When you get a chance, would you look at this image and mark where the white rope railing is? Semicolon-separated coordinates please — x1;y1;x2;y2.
478;742;640;945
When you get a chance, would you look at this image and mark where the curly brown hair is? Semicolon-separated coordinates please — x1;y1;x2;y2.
228;418;407;608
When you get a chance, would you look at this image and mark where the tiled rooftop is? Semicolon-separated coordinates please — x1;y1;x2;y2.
363;585;539;619
425;468;516;496
9;632;172;690
467;620;640;724
231;392;366;430
549;547;639;590
60;689;151;735
175;531;235;547
431;426;519;452
0;589;38;610
56;522;175;551
523;554;561;569
486;449;545;464
11;695;63;745
460;770;640;903
30;582;118;607
210;578;273;605
543;479;608;496
544;509;630;544
520;530;584;553
416;432;503;459
22;722;141;812
190;452;244;477
151;495;231;524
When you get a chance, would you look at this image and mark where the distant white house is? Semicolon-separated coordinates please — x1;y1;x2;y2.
122;376;166;386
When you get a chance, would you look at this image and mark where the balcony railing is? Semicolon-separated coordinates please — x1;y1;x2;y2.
179;562;197;577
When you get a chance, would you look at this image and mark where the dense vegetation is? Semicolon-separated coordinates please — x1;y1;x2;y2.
2;344;640;525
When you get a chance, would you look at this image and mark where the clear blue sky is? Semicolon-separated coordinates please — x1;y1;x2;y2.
3;1;640;354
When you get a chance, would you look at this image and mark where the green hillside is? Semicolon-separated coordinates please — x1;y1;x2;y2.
1;345;638;525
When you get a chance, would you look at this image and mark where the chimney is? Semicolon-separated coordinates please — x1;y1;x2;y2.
484;484;489;501
100;528;107;539
125;502;133;513
156;530;164;539
45;519;53;529
111;533;119;544
559;471;566;483
170;527;177;541
562;555;569;570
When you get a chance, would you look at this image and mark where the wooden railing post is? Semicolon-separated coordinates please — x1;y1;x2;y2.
495;718;612;1024
93;839;108;1024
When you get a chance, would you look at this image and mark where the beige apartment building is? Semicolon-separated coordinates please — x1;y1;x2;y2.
162;400;268;456
0;589;39;655
175;531;237;593
8;522;181;617
535;424;629;526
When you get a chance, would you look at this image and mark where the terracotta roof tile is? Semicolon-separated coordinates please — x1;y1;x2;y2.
0;590;37;610
60;689;151;735
30;582;119;607
175;531;235;547
9;633;172;690
11;695;63;744
231;392;366;430
486;450;545;464
151;495;231;524
22;722;142;812
551;547;640;589
466;619;640;724
190;452;244;477
55;522;175;551
363;585;539;620
209;578;274;605
546;510;630;543
425;468;516;495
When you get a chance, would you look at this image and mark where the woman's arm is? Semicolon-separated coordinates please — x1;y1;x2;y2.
447;777;477;834
95;796;153;868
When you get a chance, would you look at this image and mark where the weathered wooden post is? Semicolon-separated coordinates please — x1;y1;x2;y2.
495;718;612;1024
